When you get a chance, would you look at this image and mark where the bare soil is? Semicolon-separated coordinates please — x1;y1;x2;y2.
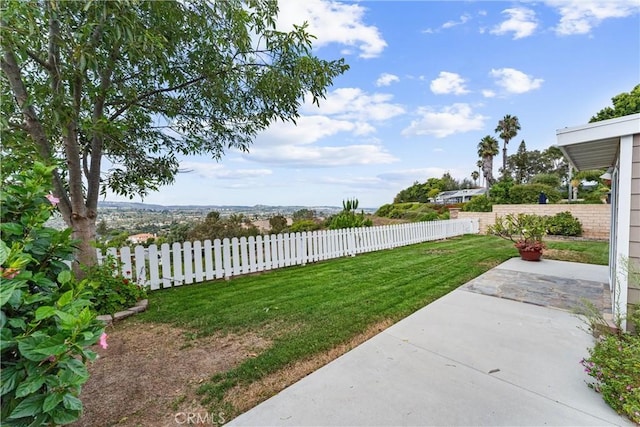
72;317;396;427
72;319;271;427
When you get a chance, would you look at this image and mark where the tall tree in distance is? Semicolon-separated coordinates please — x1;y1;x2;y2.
590;84;640;122
495;114;521;173
1;1;348;271
511;140;529;184
471;170;479;187
477;135;500;189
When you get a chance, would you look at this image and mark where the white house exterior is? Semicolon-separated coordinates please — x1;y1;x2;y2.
556;113;640;330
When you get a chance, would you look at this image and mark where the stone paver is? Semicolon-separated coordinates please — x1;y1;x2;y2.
461;261;611;314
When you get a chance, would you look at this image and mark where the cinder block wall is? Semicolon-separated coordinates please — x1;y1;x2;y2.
458;204;610;239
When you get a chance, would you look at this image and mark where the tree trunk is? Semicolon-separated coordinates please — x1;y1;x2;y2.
70;213;98;277
502;145;507;173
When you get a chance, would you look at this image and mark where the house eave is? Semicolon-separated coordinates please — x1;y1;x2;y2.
554;113;640;171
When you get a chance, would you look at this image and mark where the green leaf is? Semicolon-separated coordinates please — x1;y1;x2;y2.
57;270;72;285
8;393;45;419
15;374;46;398
43;392;64;413
52;407;81;425
53;309;77;327
1;222;24;236
32;334;67;356
0;366;21;396
60;358;88;381
34;306;56;321
0;283;17;307
17;333;49;362
56;290;74;308
0;239;8;264
8;317;26;330
62;393;82;411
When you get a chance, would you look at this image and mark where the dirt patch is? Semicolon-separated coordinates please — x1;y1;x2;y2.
422;249;453;255
72;319;270;427
223;318;396;418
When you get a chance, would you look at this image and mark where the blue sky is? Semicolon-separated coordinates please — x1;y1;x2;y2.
107;0;640;209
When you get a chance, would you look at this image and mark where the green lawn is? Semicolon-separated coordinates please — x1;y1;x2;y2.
135;234;608;416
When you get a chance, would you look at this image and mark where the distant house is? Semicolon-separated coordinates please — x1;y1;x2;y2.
432;188;486;204
128;233;156;244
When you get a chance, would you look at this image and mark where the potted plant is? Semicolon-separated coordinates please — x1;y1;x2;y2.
488;213;547;261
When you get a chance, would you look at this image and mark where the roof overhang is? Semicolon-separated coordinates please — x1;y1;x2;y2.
555;113;640;171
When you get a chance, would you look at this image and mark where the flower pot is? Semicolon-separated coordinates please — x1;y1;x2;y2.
518;248;542;261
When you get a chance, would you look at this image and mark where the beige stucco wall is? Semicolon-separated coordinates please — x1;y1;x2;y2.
458;203;610;240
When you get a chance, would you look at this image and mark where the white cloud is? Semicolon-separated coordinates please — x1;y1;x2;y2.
179;162;272;180
377;167;466;183
259;115;360;146
491;7;538;39
442;14;471;29
244;86;406;168
423;13;471;33
276;0;387;58
302;87;406;122
545;0;640;35
490;68;543;94
433;148;445;153
401;103;488;138
430;72;470;95
245;144;397;167
376;73;400;87
482;89;496;98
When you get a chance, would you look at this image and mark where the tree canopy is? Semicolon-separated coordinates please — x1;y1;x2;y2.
1;0;348;268
590;84;640;122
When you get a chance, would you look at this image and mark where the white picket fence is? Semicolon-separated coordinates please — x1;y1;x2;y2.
98;218;479;291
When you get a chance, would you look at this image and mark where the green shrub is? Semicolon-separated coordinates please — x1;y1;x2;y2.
289;219;321;233
83;256;148;315
581;309;640;424
508;184;561;204
416;211;439;222
546;211;583;236
375;203;394;217
462;195;493;212
1;162;105;425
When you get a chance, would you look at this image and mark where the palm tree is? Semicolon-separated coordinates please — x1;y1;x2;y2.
477;135;499;189
471;171;479;187
495;114;521;173
476;159;483;186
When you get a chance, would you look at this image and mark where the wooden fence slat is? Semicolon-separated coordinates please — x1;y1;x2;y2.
172;242;183;287
103;219;477;291
204;240;214;281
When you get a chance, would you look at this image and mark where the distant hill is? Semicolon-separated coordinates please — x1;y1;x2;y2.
97;201;376;213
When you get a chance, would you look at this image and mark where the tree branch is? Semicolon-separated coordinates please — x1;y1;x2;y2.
108;74;207;121
25;48;52;71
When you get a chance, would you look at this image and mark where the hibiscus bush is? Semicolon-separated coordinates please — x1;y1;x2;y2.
83;255;147;315
1;161;105;425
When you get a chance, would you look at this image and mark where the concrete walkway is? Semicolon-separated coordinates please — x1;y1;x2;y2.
228;259;631;426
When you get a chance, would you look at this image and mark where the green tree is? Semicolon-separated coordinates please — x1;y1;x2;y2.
292;209;317;222
495;114;521;173
0;0;348;271
510;140;529;184
477;135;500;188
269;215;288;235
471;170;479;187
590;84;640;122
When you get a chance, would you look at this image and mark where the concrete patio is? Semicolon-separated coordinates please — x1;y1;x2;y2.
228;258;632;426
